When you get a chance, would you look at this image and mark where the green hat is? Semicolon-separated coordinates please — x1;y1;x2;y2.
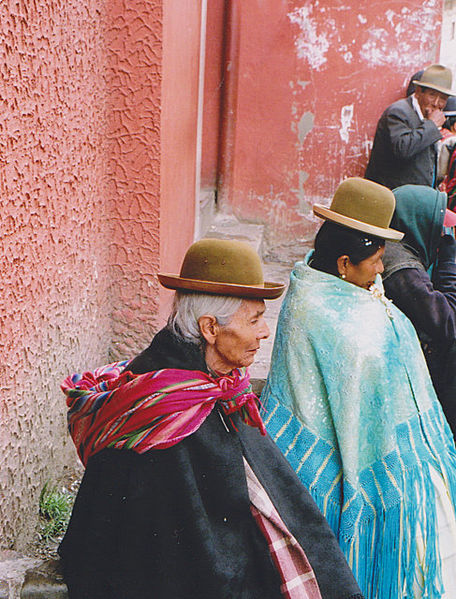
158;238;285;299
413;64;454;96
313;178;404;241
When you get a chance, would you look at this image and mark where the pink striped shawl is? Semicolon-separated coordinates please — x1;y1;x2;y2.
62;361;265;466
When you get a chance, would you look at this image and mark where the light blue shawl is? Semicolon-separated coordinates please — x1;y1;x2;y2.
262;253;456;599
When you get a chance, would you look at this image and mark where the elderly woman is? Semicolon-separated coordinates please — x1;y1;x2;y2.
58;238;363;599
262;178;456;599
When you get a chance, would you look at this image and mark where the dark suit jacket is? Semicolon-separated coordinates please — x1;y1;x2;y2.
365;96;442;189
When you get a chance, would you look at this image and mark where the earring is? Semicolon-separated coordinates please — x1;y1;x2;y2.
341;274;346;279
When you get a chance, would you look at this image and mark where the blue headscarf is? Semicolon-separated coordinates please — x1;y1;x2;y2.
391;184;446;270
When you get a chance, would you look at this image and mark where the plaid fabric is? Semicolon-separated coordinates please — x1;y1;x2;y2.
244;459;322;599
62;361;266;466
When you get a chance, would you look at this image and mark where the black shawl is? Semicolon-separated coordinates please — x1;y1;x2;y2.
59;327;363;599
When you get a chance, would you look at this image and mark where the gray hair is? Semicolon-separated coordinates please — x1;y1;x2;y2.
168;291;243;345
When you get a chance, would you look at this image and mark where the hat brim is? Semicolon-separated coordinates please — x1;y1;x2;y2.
413;80;455;96
313;204;404;241
157;274;286;299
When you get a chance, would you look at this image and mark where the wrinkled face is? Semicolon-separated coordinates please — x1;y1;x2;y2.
207;299;270;373
344;246;385;290
415;86;449;113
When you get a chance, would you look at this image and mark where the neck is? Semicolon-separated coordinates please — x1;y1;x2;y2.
204;345;233;375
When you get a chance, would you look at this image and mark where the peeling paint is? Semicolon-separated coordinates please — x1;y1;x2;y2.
340;105;354;143
288;5;335;70
360;1;441;66
297;111;314;145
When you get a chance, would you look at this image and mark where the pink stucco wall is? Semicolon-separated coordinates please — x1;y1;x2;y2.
219;0;443;256
107;0;201;347
106;0;163;359
0;0;111;549
0;0;200;550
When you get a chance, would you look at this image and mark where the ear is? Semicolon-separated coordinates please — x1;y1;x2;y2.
198;315;219;346
337;255;350;277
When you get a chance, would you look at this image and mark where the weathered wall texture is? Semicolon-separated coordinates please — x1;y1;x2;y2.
219;0;443;255
0;0;111;550
440;0;456;79
0;0;200;550
106;0;163;359
106;0;202;346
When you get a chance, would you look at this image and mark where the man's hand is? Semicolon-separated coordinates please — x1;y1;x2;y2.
424;107;446;128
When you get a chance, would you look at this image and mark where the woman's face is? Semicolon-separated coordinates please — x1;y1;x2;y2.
341;246;385;290
202;299;270;374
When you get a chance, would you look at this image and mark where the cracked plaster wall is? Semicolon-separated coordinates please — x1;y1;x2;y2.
0;0;199;550
0;0;111;550
224;0;442;254
107;0;163;360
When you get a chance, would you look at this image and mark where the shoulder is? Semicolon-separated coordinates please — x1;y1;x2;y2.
128;327;206;374
383;97;414;118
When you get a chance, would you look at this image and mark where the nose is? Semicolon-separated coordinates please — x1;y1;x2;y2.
377;259;384;275
258;319;270;340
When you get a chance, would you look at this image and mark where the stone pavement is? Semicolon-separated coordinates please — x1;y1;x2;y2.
0;551;67;599
0;210;298;598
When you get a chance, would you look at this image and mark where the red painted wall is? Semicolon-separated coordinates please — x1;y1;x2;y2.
159;0;202;322
217;0;443;257
201;0;225;190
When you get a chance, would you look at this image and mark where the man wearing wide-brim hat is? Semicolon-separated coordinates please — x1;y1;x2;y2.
58;238;363;599
365;64;455;190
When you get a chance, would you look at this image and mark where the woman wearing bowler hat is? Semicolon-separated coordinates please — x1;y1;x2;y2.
262;178;456;598
58;238;363;599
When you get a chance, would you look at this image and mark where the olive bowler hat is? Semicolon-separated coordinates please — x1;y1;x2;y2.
158;238;285;299
413;64;454;96
313;178;404;241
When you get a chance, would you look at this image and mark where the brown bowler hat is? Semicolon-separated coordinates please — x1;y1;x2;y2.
413;64;454;96
313;178;404;241
158;238;285;299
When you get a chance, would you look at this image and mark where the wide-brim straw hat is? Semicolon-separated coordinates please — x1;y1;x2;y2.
158;238;285;299
413;64;454;97
313;178;404;241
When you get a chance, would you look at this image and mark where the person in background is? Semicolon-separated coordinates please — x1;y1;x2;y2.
262;178;456;599
438;97;456;210
365;64;454;189
382;184;456;437
406;68;424;96
58;238;363;599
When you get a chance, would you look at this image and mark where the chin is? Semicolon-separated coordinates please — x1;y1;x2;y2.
231;357;254;370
